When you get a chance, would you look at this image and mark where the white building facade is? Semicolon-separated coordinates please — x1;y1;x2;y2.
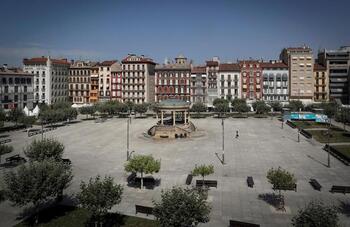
23;57;69;105
98;60;118;102
217;63;241;100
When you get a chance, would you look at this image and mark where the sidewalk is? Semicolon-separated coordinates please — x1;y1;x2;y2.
331;118;350;132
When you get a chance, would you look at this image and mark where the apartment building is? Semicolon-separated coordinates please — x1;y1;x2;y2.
98;60;118;102
239;60;263;100
313;63;329;102
280;46;314;103
111;62;122;101
155;55;191;102
261;61;289;102
217;63;241;100
190;66;207;104
318;46;350;104
0;65;34;110
121;54;156;104
90;66;99;103
69;60;96;105
23;56;69;105
206;57;220;108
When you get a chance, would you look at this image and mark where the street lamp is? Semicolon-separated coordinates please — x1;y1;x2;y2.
221;118;225;165
126;116;130;161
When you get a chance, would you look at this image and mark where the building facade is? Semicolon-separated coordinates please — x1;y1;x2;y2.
0;65;34;110
217;63;241;100
98;60;118;102
155;55;191;102
280;47;314;103
318;46;350;104
313;63;329;102
190;66;207;104
89;66;99;103
261;61;289;102
23;56;69;105
239;60;263;100
69;61;96;105
121;54;156;104
111;63;122;101
206;57;220;108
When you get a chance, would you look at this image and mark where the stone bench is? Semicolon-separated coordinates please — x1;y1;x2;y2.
186;174;193;185
309;178;322;191
229;219;260;227
247;176;254;188
135;204;154;216
196;180;217;188
330;185;350;194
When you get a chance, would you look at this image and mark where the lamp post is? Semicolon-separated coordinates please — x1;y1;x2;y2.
327;118;331;168
126;117;130;161
297;128;300;142
221;118;225;165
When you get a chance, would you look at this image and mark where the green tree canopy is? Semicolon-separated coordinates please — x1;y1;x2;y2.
0;108;5;124
19;116;37;128
287;100;304;112
79;106;96;119
252;100;270;114
4;159;73;207
320;102;339;118
134;103;148;117
291;200;339;227
192;164;214;186
270;102;283;112
267;167;296;209
0;144;13;163
213;99;229;116
231;98;250;113
24;138;65;162
8;108;25;125
191;102;207;113
77;175;123;224
124;154;161;188
153;187;211;227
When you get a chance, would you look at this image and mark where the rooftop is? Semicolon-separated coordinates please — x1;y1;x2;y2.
121;54;156;64
0;66;33;76
261;61;288;69
218;63;240;72
191;66;206;74
314;63;326;71
23;57;70;65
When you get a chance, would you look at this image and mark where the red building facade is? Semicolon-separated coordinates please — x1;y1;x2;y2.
239;60;263;100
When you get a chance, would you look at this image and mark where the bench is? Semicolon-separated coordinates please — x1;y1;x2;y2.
330;185;350;194
5;154;26;164
247;176;254;188
196;180;217;188
127;172;137;183
273;183;297;192
230;219;260;227
134;177;156;187
309;179;322;191
186;174;193;185
135;204;154;216
0;139;11;144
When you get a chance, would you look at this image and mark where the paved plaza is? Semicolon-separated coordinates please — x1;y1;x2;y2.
0;117;349;227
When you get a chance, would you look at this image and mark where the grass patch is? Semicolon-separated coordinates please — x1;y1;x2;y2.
15;205;159;227
332;145;350;160
308;129;350;143
292;121;340;130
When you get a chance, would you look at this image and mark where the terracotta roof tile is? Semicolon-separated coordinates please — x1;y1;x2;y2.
206;61;219;67
261;62;288;69
191;66;206;74
314;63;326;71
218;63;240;72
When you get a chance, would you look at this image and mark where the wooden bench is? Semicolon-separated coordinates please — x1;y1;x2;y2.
186;174;193;185
135;204;154;216
330;185;350;194
230;219;260;227
0;139;11;144
247;176;254;188
196;180;217;188
273;183;297;192
309;179;322;191
5;154;26;164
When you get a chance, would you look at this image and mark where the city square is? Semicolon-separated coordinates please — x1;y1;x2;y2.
0;116;349;226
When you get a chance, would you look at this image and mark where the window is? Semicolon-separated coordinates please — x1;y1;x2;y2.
23;95;27;101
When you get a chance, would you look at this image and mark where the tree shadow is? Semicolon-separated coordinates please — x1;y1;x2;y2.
86;213;127;227
214;152;224;165
339;200;350;217
127;176;161;190
306;155;328;167
258;193;284;210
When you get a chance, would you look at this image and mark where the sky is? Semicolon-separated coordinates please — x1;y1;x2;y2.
0;0;349;66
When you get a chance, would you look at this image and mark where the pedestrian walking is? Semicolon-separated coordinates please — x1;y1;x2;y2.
235;130;239;138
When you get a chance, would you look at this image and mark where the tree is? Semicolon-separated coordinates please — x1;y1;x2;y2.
79;106;96;119
0;108;5;127
191;102;207;114
4;160;73;222
288;100;304;112
321;102;338;124
19;116;37;128
0;144;13;163
78;175;123;226
8;108;25;125
192;164;214;187
231;98;250;114
153;187;211;227
124;155;161;189
213;98;229;117
24;138;64;162
134;103;148;117
270;101;283;112
267;167;296;209
291;200;339;227
252;100;270;114
52;101;72;110
64;107;78;121
125;100;134;114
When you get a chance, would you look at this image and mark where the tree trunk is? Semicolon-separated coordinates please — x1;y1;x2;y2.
202;175;205;189
141;172;144;189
